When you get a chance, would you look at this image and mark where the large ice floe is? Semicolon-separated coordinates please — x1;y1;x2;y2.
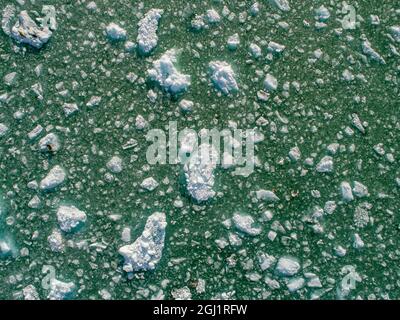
2;5;56;49
148;49;191;95
119;212;167;272
183;143;218;202
137;9;163;54
209;61;238;94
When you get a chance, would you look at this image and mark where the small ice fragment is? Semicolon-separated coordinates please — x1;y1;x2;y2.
141;177;159;191
107;156;123;173
227;33;240;50
340;181;354;202
264;74;278;91
255;189;280;202
269;0;290;12
206;9;221;24
362;39;385;64
316;156;333;173
57;205;87;232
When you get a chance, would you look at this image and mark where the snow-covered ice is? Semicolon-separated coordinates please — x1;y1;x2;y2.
232;213;262;236
118;212;167;272
183;143;218;202
209;61;238;94
148;49;191;95
275;256;300;276
57;205;87;233
39;133;61;153
107;156;123;173
8;10;54;49
137;9;163;54
264;74;278;91
47;278;75;300
106;23;126;41
316;156;333;173
40;165;66;191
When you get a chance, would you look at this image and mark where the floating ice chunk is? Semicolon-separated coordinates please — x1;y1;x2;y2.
255;189;279;202
250;2;260;16
135;115;148;129
141;177;159;191
305;274;322;288
22;285;39;300
107;156;123;173
276;256;300;276
40;165;66;191
267;41;285;53
137;9;163;54
184;143;218;202
390;26;400;42
86;96;101;107
324;201;337;215
4;72;17;86
342;69;354;81
118;212;167;272
353;233;364;249
106;23;126;40
86;1;97;11
264;74;278;91
334;245;347;257
148;49;191;95
63;103;79;116
57;205;87;233
258;253;276;271
232;213;262;236
28;195;41;209
179;99;194;112
288;146;301;162
352;181;369;198
0;123;8;137
249;43;262;58
47;278;75;300
206;9;221;24
28;125;44;140
191;15;206;31
354;202;371;228
287;277;305;292
39;133;61;153
315;5;330;21
48;229;64;252
227;33;240;50
0;240;12;257
340;181;354;202
316;156;333;173
1;5;15;36
172;287;192;300
39;5;57;31
362;39;386;64
9;10;53;49
209;61;238;94
269;0;290;12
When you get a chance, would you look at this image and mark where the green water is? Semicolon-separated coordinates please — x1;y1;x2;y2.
0;0;399;300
